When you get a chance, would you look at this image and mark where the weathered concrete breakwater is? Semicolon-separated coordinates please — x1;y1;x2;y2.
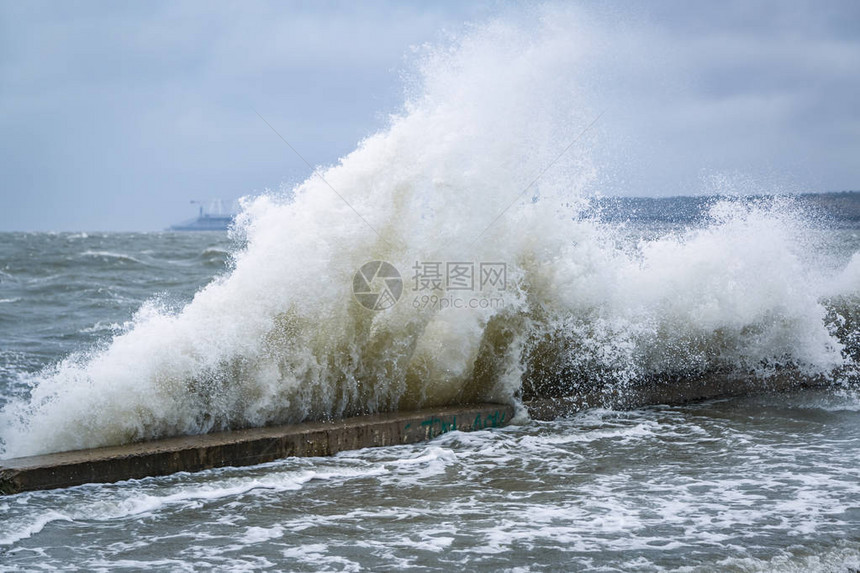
0;373;839;495
524;372;833;420
0;404;513;495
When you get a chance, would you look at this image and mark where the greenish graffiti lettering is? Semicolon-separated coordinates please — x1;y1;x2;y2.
416;409;508;438
420;416;457;438
471;410;507;430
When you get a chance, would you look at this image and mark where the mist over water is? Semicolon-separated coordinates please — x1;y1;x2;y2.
1;7;859;459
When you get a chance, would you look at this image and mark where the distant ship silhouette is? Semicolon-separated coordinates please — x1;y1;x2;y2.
169;200;236;231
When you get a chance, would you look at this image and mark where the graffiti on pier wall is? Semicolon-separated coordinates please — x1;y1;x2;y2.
406;409;509;439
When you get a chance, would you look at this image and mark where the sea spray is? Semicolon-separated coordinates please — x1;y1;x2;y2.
1;8;857;458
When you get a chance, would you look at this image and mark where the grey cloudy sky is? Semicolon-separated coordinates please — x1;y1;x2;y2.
1;0;858;231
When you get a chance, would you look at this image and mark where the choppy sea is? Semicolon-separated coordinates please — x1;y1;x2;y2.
1;194;859;571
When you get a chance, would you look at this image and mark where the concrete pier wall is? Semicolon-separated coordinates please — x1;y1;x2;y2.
0;373;831;495
523;373;828;420
0;403;514;495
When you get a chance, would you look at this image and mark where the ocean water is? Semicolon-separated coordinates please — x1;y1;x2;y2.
1;395;860;572
3;8;860;570
1;218;858;571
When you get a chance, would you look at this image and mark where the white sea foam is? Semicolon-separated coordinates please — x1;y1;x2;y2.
240;525;284;544
0;509;73;546
78;250;147;265
0;463;388;548
79;321;124;335
0;6;856;458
